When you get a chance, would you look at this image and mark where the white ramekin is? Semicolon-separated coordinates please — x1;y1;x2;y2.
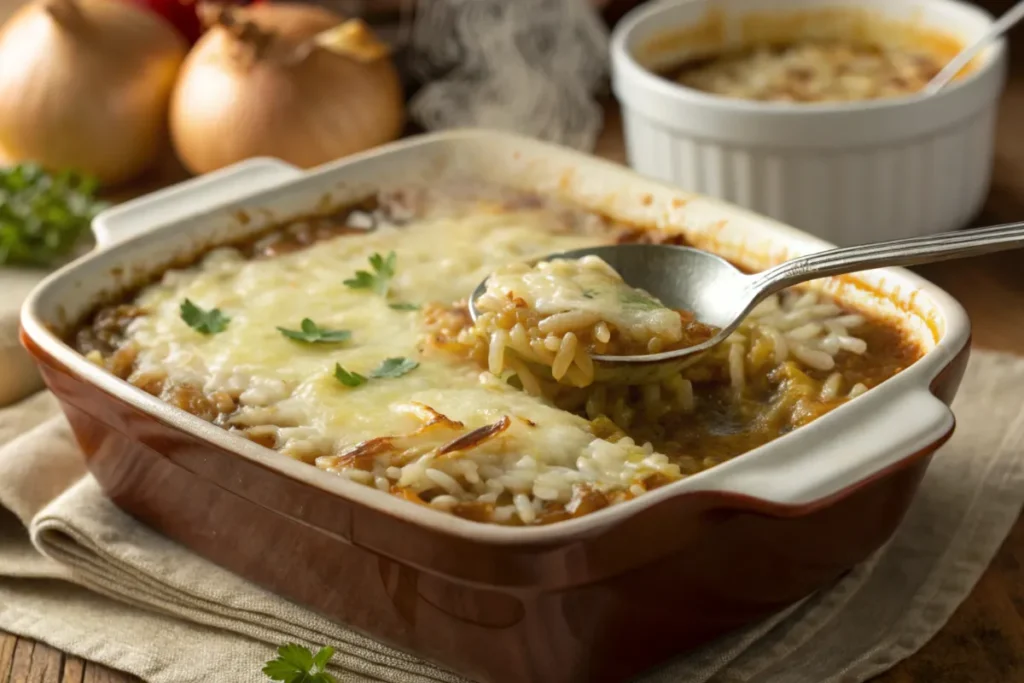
610;0;1008;246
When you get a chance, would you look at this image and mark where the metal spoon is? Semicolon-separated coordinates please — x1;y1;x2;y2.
469;221;1024;385
924;0;1024;94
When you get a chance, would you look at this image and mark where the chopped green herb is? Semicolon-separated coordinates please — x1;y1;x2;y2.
580;288;597;300
388;302;420;311
333;364;367;387
0;163;107;268
180;299;230;334
619;288;661;311
370;357;419;379
278;318;351;344
344;250;396;296
262;643;337;683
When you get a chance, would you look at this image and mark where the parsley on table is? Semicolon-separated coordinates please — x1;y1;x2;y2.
262;643;336;683
333;363;367;387
0;163;107;268
370;357;419;379
278;319;351;344
343;251;396;296
179;299;230;335
388;302;419;311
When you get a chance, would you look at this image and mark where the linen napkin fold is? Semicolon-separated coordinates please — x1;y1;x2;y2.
0;350;1022;683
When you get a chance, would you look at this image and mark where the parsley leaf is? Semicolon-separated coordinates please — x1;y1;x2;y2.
388;302;419;311
180;299;230;334
0;163;107;268
262;643;336;683
370;357;419;379
344;251;396;296
312;646;335;671
334;364;367;387
278;319;351;344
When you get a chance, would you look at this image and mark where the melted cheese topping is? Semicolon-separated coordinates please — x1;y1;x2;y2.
674;41;945;102
127;210;607;461
483;256;683;344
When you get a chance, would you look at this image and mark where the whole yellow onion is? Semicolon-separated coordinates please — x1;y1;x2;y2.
169;3;406;174
0;0;187;185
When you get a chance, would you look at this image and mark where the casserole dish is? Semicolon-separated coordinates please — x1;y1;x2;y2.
21;130;971;683
610;0;1008;247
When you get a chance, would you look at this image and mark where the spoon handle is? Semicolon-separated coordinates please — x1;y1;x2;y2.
925;0;1024;94
752;220;1024;295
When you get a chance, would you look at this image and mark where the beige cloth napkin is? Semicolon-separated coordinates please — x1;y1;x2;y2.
0;268;46;406
0;350;1022;683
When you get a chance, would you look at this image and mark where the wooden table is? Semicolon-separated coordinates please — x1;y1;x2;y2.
4;32;1024;683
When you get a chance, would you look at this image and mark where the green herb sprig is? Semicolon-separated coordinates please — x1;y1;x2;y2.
333;364;367;388
278;319;351;344
0;163;107;268
370;357;419;378
388;302;419;311
332;357;418;388
180;299;230;335
262;643;336;683
344;251;396;296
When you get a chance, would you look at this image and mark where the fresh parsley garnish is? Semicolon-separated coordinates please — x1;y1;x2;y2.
388;302;419;311
370;357;419;379
180;299;230;334
0;163;107;268
278;319;351;344
344;251;396;296
619;289;661;311
333;363;367;387
262;643;336;683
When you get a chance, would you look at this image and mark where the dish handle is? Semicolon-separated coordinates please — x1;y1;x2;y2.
703;388;955;510
92;158;303;248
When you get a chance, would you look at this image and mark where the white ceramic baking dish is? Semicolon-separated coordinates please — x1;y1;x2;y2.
20;130;972;683
610;0;1008;246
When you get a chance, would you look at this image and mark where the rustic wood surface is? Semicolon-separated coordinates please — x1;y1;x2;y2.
3;4;1024;683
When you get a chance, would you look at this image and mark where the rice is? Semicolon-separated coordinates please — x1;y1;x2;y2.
720;289;874;389
406;257;881;525
467;256;718;391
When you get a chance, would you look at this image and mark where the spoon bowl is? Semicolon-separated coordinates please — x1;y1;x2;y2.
469;220;1024;385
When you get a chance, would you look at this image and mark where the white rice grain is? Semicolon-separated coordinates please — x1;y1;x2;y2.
821;372;843;401
533;485;561;501
792;344;836;371
787;322;823;341
488;329;508;375
729;343;746;390
514;493;536;523
764;326;789;364
552;332;579;380
538;310;601;336
430;495;459;510
838;336;868;354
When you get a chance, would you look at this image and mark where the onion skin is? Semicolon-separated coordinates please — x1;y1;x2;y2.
169;3;405;174
0;0;187;186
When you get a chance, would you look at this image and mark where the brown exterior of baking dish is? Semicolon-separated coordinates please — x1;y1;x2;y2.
20;332;969;683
